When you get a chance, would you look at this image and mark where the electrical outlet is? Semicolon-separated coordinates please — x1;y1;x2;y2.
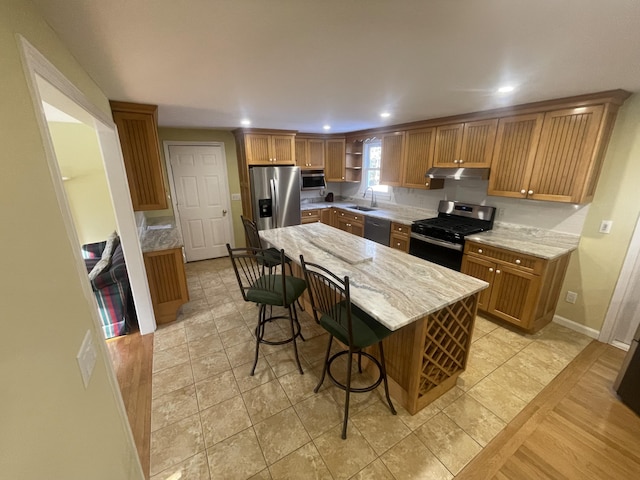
599;220;613;234
77;330;97;388
565;291;578;304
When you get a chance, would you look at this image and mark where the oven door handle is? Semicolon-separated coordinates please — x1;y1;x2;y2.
410;232;463;251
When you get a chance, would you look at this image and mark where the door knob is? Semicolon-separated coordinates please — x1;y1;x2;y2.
222;209;228;216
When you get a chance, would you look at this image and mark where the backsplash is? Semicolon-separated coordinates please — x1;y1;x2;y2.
335;179;590;235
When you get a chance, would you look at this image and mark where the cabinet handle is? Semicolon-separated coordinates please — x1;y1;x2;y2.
425;182;430;187
341;213;344;216
342;176;345;179
355;216;358;220
489;267;494;272
459;159;464;164
478;249;483;254
308;212;312;216
496;269;501;274
397;242;401;246
453;159;459;164
528;190;533;195
398;228;402;232
520;189;526;195
515;259;521;265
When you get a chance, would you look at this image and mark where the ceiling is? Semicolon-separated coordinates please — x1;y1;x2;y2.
32;0;640;134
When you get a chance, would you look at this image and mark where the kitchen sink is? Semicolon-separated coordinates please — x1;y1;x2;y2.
352;206;377;212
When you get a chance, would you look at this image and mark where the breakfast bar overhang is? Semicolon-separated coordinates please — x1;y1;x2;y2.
260;223;489;414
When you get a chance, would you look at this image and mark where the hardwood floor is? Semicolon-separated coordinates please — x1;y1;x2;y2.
456;341;640;479
106;330;153;480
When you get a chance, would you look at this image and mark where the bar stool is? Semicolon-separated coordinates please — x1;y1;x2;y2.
300;255;396;439
227;244;306;375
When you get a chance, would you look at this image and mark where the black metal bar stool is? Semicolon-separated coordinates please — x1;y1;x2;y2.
300;255;396;439
227;245;306;375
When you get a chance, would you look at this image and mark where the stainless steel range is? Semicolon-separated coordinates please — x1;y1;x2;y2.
410;201;496;270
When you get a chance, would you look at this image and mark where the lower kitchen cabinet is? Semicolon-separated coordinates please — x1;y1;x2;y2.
336;209;364;237
143;247;189;325
320;207;333;226
461;241;570;332
390;222;410;252
301;209;321;224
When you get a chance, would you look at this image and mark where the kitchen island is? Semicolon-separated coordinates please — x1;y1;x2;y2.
260;222;488;414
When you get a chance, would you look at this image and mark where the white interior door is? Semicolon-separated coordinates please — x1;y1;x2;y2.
168;144;232;261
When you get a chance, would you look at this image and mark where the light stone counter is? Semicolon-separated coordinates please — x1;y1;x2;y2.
466;223;580;260
260;222;488;331
139;216;184;253
300;201;435;226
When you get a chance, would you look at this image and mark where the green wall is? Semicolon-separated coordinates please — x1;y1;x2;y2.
556;94;640;331
48;122;117;245
0;1;142;478
157;127;245;248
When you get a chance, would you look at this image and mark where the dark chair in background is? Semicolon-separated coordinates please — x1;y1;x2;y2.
241;215;303;311
300;255;396;439
227;245;306;375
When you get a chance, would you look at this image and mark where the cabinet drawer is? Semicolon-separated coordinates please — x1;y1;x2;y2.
301;209;321;224
391;222;410;237
337;209;364;225
464;241;544;274
390;233;410;252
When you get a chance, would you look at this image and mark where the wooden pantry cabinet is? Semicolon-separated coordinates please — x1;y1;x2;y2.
432;118;498;168
325;137;347;182
380;132;405;186
461;241;570;332
110;101;167;211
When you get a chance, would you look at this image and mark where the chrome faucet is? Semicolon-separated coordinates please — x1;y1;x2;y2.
363;186;377;208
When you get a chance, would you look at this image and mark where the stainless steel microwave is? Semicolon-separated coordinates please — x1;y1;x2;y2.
301;170;326;190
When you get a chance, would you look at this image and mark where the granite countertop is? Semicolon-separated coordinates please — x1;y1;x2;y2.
300;201;435;225
139;216;184;253
260;223;488;331
466;223;580;260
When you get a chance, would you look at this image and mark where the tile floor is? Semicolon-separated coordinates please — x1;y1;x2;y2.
149;258;593;480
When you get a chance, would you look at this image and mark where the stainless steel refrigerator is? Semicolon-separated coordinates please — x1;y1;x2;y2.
249;166;301;230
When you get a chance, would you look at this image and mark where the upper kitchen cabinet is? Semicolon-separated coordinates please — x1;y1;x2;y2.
241;130;296;165
110;101;167;211
401;127;444;190
488;113;545;199
295;136;325;169
489;102;621;204
325;137;347;182
380;132;405;186
433;118;498;168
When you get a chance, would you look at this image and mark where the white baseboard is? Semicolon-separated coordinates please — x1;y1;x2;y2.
552;315;600;339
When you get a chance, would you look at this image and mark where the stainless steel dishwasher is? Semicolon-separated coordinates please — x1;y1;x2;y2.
364;216;391;246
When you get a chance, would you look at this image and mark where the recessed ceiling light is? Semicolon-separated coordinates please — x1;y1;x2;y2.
497;85;516;94
240;119;251;126
380;112;391;118
323;125;331;130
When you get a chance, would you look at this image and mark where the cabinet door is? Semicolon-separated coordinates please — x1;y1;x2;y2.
459;118;498;167
350;222;364;237
308;139;325;168
271;135;295;164
246;134;272;164
111;106;167;211
320;208;332;225
325;139;346;181
402;128;438;189
301;209;320;224
295;138;308;168
433;123;464;167
143;248;189;325
390;233;409;252
528;105;604;203
488;114;544;198
460;255;494;311
488;265;541;329
336;216;350;233
380;132;405;186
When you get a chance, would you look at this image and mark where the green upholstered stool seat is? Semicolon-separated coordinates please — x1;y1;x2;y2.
319;303;393;349
247;275;307;307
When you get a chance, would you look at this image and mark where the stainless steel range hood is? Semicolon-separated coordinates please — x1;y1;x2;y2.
425;167;490;180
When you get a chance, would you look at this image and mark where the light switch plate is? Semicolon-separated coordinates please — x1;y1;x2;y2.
77;329;97;388
565;291;578;304
599;220;613;234
231;193;241;201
